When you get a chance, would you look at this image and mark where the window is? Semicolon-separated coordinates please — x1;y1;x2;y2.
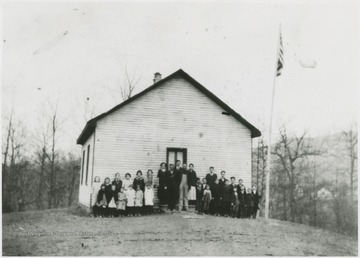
81;150;85;185
85;144;90;185
166;148;187;166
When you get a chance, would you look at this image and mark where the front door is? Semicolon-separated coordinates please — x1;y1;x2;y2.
166;148;187;167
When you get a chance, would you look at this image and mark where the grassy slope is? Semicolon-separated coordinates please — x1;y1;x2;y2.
2;208;357;256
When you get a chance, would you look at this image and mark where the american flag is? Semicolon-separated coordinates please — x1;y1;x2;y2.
277;32;284;76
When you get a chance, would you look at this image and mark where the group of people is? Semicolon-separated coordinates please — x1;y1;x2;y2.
92;170;155;217
92;160;261;219
157;161;261;219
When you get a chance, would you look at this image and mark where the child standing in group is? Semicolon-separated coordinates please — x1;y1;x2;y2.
202;178;209;191
126;184;135;216
195;177;203;214
211;178;221;216
221;180;231;217
107;185;117;217
202;184;212;214
134;185;144;216
116;187;127;217
92;176;101;217
231;187;240;218
144;184;154;215
246;188;254;219
96;184;107;218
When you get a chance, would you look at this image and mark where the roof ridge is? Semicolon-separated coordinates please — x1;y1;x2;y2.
77;69;261;144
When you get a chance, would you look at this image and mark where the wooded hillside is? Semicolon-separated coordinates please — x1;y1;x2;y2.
252;125;358;237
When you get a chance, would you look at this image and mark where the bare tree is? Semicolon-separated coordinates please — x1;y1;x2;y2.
272;127;321;222
2;109;13;171
2;111;38;212
120;66;142;101
45;104;59;208
2;110;14;211
65;153;80;207
252;136;267;216
33;126;50;210
343;124;358;201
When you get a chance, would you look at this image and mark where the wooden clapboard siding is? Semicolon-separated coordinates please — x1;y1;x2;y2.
86;75;252;208
78;132;94;207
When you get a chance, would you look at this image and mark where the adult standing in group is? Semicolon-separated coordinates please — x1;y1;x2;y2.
206;166;217;190
157;162;167;210
252;185;261;219
218;171;227;214
188;163;197;205
145;169;154;188
229;177;237;192
166;164;177;212
103;177;113;217
177;162;192;211
174;160;183;205
238;185;247;218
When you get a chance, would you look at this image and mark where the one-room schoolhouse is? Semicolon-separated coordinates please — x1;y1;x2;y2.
77;69;261;209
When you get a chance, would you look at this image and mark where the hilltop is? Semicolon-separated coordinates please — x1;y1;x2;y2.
2;208;357;256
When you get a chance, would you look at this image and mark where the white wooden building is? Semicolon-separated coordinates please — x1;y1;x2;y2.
77;69;261;208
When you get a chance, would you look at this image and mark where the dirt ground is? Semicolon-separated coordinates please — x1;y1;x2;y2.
2;208;358;256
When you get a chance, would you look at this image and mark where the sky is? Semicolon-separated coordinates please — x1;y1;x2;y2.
2;0;358;154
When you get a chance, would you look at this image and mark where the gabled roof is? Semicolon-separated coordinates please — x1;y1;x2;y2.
77;69;261;144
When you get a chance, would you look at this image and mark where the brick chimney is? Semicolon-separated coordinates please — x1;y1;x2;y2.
153;72;162;84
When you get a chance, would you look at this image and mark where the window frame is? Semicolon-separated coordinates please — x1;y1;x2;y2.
166;147;187;166
85;144;90;186
81;150;85;185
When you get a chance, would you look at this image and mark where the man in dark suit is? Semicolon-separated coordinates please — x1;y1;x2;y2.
221;180;232;217
173;160;183;206
236;178;244;193
238;184;247;218
218;171;228;188
205;166;217;190
166;164;177;212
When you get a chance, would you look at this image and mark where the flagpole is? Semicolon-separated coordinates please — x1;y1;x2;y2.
265;24;281;220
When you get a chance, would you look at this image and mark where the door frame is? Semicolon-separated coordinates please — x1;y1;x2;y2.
166;148;187;167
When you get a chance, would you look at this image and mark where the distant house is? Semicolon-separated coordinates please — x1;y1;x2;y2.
317;187;333;200
76;69;261;209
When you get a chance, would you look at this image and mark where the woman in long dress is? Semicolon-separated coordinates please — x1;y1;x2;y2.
157;162;167;210
122;173;132;191
145;169;154;187
91;176;102;217
188;164;197;205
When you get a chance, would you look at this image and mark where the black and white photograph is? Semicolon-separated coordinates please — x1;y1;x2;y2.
1;0;358;256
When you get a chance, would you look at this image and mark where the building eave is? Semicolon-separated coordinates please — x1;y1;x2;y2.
76;69;261;145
